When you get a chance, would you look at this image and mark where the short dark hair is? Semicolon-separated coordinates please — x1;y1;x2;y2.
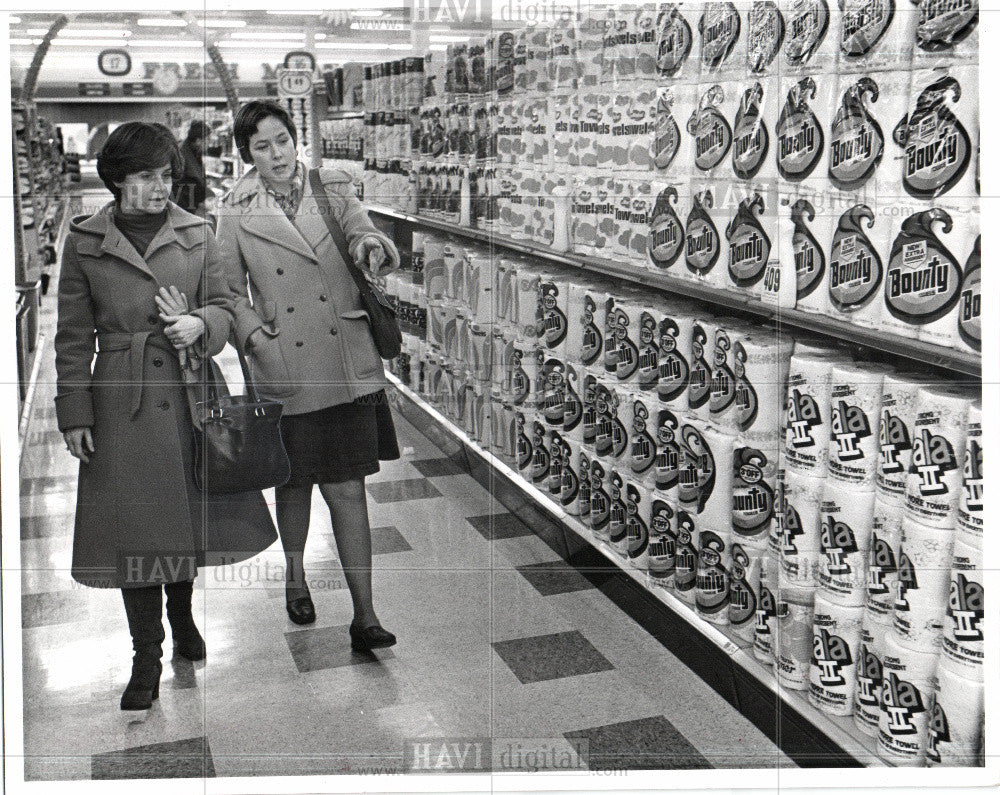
186;119;212;143
96;122;182;202
233;100;297;164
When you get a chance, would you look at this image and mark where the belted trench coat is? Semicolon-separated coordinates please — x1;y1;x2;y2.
215;166;400;416
54;201;278;589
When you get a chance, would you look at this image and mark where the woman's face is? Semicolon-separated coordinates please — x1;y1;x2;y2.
115;163;172;214
248;116;297;184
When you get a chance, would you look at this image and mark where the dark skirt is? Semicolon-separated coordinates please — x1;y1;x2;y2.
279;389;400;486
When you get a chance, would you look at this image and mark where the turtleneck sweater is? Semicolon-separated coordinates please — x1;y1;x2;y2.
113;205;168;258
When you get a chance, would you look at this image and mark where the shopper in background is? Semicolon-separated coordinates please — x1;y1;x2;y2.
216;100;401;650
172;119;214;216
54;122;277;711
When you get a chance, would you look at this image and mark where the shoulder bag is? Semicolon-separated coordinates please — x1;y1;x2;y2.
308;168;402;359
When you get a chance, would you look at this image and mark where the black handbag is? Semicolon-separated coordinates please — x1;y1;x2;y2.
308;168;402;359
192;349;291;494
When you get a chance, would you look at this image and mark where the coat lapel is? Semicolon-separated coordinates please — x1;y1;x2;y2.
294;189;333;260
95;210;157;280
231;167;319;264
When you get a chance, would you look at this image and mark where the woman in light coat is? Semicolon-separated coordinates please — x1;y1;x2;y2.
55;122;277;710
216;100;401;650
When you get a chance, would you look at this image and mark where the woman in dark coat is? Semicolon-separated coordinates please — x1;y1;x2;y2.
216;100;400;650
55;122;277;711
172;119;214;216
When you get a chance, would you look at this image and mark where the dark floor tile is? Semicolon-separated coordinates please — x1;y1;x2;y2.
92;736;215;779
466;512;534;541
564;716;712;771
492;630;614;684
409;457;467;477
285;624;395;672
20;513;74;540
19;475;75;496
515;560;594;596
366;478;442;504
22;591;88;629
371;526;413;555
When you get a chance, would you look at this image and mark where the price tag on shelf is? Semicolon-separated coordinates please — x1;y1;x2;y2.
277;68;313;99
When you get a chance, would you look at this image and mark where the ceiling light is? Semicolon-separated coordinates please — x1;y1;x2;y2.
201;20;247;28
136;18;187;27
429;43;448;51
215;40;305;49
51;28;133;37
10;38;40;45
127;39;205;48
52;38;143;47
229;30;306;40
9;16;21;24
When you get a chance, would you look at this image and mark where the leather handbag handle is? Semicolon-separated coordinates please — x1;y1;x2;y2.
236;344;260;403
308;168;372;298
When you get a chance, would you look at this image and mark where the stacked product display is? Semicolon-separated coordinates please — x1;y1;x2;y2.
372;0;982;768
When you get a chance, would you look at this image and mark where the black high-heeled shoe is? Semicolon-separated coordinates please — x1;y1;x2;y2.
286;584;316;625
349;621;397;651
165;579;206;661
121;655;162;711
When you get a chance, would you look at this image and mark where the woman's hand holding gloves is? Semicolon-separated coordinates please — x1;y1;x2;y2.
155;286;205;370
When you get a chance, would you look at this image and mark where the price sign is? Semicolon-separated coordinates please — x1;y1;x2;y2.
98;49;131;77
123;82;154;97
78;82;110;97
277;68;313;99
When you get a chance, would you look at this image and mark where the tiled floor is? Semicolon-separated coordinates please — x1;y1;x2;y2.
15;203;794;781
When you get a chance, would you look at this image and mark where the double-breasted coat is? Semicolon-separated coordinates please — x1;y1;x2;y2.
54;201;278;589
215;166;400;416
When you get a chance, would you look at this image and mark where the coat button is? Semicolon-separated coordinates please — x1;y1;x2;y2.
329;328;337;336
158;401;170;410
295;341;304;347
153;357;164;367
287;306;294;313
319;295;328;302
276;268;284;275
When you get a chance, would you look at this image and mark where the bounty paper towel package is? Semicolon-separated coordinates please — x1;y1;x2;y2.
657;301;695;411
684;184;730;290
696;524;733;626
780;191;831;314
626;391;660;489
625;478;653;571
688;317;718;421
723;182;779;299
730;76;780;183
827;200;886;328
957;234;981;353
747;0;785;76
674;508;700;605
648;495;679;589
655;3;700;83
732;445;779;551
730;542;764;642
838;0;916;73
654;405;682;501
776;72;838;187
689;81;740;180
654;82;697;182
648;181;688;274
609;470;630;558
912;0;979;67
780;0;841;74
698;1;746;80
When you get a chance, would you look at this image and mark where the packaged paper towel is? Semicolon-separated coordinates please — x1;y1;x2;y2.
818;479;875;606
696;526;732;626
912;0;979;67
827;362;884;487
956;400;982;548
560;436;582;516
562;362;585;444
565;284;607;370
648;495;678;589
609;470;630;558
657;302;694;411
709;322;755;433
528;415;554;489
780;193;830;314
648;182;688;273
723;185;777;298
731;77;780;183
625;478;653;571
545;429;567;498
674;507;700;605
581;370;599;450
653;84;695;181
679;420;735;524
732;446;779;550
538;272;570;353
655;3;699;83
785;352;838;475
688;317;718;420
775;589;815;690
926;665;984;767
877;371;922;505
941;535;984;679
780;469;824;590
688;82;738;180
733;330;794;446
575;443;594;525
654;405;682;501
684;185;729;290
780;0;841;74
839;0;916;73
747;0;785;75
827;201;885;328
589;457;613;543
854;614;886;736
729;542;764;643
634;3;660;81
866;497;903;623
877;631;939;767
698;1;745;79
904;383;972;528
538;355;567;429
957;234;981;353
776;73;837;185
593;378;629;464
754;554;778;663
893;516;955;652
809;594;864;717
830;73;899;194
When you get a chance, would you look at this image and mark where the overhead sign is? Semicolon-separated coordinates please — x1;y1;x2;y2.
123;82;154;97
283;51;316;72
78;82;110;97
276;68;313;99
98;49;131;77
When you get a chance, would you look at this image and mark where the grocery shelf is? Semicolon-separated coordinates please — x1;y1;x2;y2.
369;206;981;379
386;371;877;767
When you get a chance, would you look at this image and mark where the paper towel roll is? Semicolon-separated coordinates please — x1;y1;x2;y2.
560;437;583;516
827;362;884;486
593;379;630;464
730;542;764;643
781;0;842;75
732;445;779;549
926;665;985;767
912;0;979;67
769;466;787;560
680;421;735;527
653;85;695;183
941;535;984;679
732;329;794;446
575;444;594;525
957;235;980;353
827;200;887;328
513;268;542;340
566;284;607;370
696;524;732;626
782;191;833;315
588;457;613;543
688;81;740;181
684;186;729;290
698;2;745;79
626;478;653;571
709;322;753;432
877;372;922;504
766;192;800;311
625;392;659;490
818;479;875;606
527;414;554;489
854;614;887;736
609;469;630;557
775;591;815;691
956;400;983;548
648;495;678;589
688;318;718;420
655;3;700;83
731;76;781;184
776;72;837;187
754;554;778;664
653;405;682;503
657;302;694;411
866;497;903;623
424;237;447;300
634;3;660;82
878;631;939;767
785;353;839;474
780;469;824;590
608;296;645;387
545;429;567;499
839;0;916;73
746;0;784;76
674;508;699;605
513;408;535;477
561;363;585;444
537;272;570;353
538;355;567;429
893;516;954;652
904;383;972;528
581;370;600;452
502;333;544;410
576;9;606;88
809;594;864;717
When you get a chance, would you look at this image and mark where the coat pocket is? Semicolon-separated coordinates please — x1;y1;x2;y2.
248;331;295;397
339;310;383;378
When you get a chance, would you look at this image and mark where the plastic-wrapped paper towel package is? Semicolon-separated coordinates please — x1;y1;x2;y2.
956;400;982;548
625;478;653;571
689;81;740;181
785;352;839;475
827;362;883;487
941;535;984;679
655;3;701;83
698;1;745;80
866;497;903;624
893;516;954;652
878;630;939;766
809;594;863;717
838;0;917;74
729;541;764;643
732;445;779;551
927;664;985;767
684;183;731;291
854;612;887;736
912;0;979;68
818;479;875;607
775;590;815;690
674;507;700;606
779;468;824;595
754;553;778;664
648;495;678;589
876;372;922;505
780;0;841;76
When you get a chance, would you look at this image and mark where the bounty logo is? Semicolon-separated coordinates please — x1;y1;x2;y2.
580;295;603;367
831;400;873;462
688;85;733;172
813;627;853;686
732;448;774;535
840;0;894;56
927;699;950;764
656;4;694;77
909;427;959;497
867;531;897;596
947;572;984;642
821;518;859;577
895;550;917;611
776;77;824;180
879;409;912;475
784;0;831;66
540;283;567;348
787;388;823;449
855;643;883;707
747;0;784;73
882;671;927;736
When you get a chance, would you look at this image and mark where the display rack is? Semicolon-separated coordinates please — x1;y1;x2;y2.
386;371;877;767
369;206;981;379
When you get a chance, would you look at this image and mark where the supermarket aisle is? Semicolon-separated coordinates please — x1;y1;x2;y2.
18;209;792;781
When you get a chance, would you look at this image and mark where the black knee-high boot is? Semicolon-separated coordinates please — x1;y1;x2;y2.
120;585;165;710
164;579;206;661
